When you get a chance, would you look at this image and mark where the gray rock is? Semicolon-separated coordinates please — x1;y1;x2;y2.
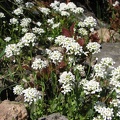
94;42;120;67
38;113;68;120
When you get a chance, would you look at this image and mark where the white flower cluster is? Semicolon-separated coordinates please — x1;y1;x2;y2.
32;27;45;35
14;0;23;4
94;63;107;78
5;43;20;57
84;16;97;28
55;35;83;55
4;37;11;42
110;66;120;88
9;18;19;25
100;57;115;68
82;79;102;95
78;28;88;36
39;7;50;15
93;57;115;79
93;116;103;120
46;49;63;64
58;71;75;94
31;58;48;70
94;103;114;120
0;12;5;18
74;64;85;76
86;42;101;54
19;32;37;46
52;22;60;29
13;85;24;95
13;85;42;105
50;1;84;16
110;99;120;107
20;18;31;27
25;2;34;8
22;87;42;105
13;7;23;16
113;1;119;7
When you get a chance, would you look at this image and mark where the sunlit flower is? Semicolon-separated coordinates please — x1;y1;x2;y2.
4;37;11;42
20;18;31;27
46;49;63;64
13;7;23;15
31;58;48;70
86;42;101;54
32;27;45;35
9;18;19;24
0;12;5;18
25;2;34;8
22;87;42;104
13;85;24;95
39;7;50;15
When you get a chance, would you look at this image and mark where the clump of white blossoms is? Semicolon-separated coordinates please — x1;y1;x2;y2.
5;44;21;57
39;7;50;15
13;7;23;16
52;22;60;29
58;71;75;94
20;18;31;28
55;35;83;55
93;63;107;78
100;57;115;68
84;16;97;28
14;0;23;4
4;37;11;42
78;28;88;36
22;87;42;105
0;12;5;18
13;85;24;95
19;32;37;46
31;58;48;70
25;2;34;8
86;42;101;54
9;18;19;25
82;79;102;95
94;103;114;120
110;66;120;88
46;49;63;64
32;27;45;35
74;64;85;76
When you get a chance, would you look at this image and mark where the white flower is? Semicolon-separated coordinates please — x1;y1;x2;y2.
59;3;67;11
5;44;20;57
86;42;101;54
93;63;106;78
83;79;102;95
60;11;70;16
67;2;77;10
19;32;36;46
58;71;75;94
14;0;23;4
20;18;31;27
78;21;85;27
55;36;83;55
31;58;48;70
110;99;120;107
74;64;85;76
111;66;120;80
84;16;97;28
78;28;88;36
50;1;60;11
9;18;19;25
25;2;34;8
36;22;42;27
13;7;23;15
39;7;50;15
94;104;114;120
22;87;42;104
72;7;84;14
32;27;45;35
4;37;11;42
47;18;54;25
22;28;28;33
0;12;5;18
93;116;103;120
100;57;115;68
113;1;119;7
52;23;60;29
46;49;63;64
13;85;24;95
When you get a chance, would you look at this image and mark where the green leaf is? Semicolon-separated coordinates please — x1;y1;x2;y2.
0;48;5;58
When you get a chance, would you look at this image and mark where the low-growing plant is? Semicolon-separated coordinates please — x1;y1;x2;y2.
0;0;120;120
